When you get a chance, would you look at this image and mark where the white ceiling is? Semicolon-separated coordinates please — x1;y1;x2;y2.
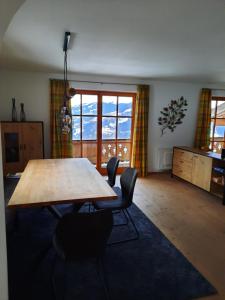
0;0;25;52
1;0;225;82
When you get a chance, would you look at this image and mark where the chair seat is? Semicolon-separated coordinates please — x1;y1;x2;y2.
94;198;125;210
94;185;124;210
94;197;125;211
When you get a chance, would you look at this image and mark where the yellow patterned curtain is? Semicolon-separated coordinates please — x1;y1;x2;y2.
131;85;149;177
194;88;211;150
50;79;73;158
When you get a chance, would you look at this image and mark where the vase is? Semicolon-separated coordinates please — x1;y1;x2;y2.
11;98;17;122
20;103;26;122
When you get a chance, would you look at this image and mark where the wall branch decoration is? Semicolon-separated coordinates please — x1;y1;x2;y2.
158;96;188;136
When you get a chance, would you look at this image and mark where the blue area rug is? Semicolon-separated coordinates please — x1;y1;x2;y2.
6;182;217;300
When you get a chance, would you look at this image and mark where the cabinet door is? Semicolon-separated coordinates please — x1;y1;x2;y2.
192;154;212;191
173;148;193;182
22;123;43;168
1;123;23;175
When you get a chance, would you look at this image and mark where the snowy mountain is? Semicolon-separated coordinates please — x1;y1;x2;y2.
71;102;132;140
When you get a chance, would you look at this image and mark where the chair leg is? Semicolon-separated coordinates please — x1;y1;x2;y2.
125;208;139;240
47;206;62;219
51;253;58;300
108;208;139;245
52;256;67;300
73;203;84;213
31;242;52;273
96;257;112;300
113;209;128;226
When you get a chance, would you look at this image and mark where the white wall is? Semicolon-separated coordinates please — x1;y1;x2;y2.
0;70;141;158
0;70;50;156
146;81;204;171
0;126;8;300
1;68;223;171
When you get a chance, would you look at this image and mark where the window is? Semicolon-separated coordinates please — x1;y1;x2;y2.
71;90;135;173
71;93;98;165
210;97;225;153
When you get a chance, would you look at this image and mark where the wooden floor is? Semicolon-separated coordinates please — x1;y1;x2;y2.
131;173;225;300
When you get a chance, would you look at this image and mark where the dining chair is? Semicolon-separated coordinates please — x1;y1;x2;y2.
52;209;113;300
73;157;119;213
93;167;138;244
106;157;120;187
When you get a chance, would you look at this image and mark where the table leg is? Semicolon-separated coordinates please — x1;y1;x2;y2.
47;206;62;219
73;203;84;213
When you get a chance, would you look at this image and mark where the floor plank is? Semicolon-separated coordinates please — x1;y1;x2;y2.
131;173;225;300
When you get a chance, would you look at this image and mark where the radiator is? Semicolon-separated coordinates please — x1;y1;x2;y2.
158;148;173;170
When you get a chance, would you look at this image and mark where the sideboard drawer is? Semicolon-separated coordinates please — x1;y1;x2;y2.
173;165;192;182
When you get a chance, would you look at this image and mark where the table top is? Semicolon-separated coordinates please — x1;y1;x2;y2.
174;146;223;161
8;158;117;208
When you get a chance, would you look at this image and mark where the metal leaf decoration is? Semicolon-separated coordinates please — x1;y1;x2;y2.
158;97;188;136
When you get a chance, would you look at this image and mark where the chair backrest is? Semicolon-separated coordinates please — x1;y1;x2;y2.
54;209;113;260
120;167;138;208
107;157;120;187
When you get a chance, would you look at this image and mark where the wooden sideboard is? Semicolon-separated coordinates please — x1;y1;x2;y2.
0;121;44;176
172;146;225;204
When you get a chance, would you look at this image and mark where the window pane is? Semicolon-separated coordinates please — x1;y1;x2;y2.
118;96;132;116
102;117;116;140
216;101;225;118
72;116;81;140
102;96;117;116
210;121;214;138
101;141;117;167
71;94;81;115
117;142;131;167
118;118;131;139
209;140;212;150
82;117;97;140
214;126;225;138
212;141;225;153
211;100;216;118
215;119;225;138
82;95;97;115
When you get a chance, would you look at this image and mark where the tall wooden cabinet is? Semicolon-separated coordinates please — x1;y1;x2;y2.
0;122;44;175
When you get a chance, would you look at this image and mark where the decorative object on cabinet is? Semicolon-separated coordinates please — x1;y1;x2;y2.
20;103;26;121
158;97;188;135
0;121;44;176
11;98;17;122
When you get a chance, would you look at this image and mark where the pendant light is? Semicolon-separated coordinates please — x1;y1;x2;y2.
60;31;72;134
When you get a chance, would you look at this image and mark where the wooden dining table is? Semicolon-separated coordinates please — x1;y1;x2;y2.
8;158;117;217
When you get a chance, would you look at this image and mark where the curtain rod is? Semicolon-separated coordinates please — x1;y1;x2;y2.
68;79;140;86
211;88;225;91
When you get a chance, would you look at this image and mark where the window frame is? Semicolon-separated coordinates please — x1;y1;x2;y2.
210;96;225;153
71;89;136;174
